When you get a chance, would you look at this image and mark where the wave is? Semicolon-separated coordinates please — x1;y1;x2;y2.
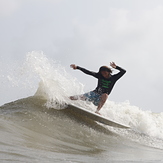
0;51;163;162
25;52;163;140
0;96;163;162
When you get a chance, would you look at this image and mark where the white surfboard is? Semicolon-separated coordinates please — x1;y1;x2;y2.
67;104;130;129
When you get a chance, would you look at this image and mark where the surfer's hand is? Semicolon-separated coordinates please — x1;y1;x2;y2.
110;62;117;69
70;64;77;70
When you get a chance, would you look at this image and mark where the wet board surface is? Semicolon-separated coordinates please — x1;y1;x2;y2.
67;104;130;129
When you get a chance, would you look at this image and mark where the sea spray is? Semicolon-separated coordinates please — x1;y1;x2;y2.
0;58;38;104
26;51;84;108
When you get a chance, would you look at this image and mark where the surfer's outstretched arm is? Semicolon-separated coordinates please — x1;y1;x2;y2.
70;64;98;78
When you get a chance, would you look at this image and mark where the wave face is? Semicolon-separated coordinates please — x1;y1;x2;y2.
0;52;163;162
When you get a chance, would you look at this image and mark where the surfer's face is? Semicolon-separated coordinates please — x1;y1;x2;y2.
101;71;110;78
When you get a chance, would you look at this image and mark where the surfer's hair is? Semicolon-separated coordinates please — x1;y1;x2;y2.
98;66;112;74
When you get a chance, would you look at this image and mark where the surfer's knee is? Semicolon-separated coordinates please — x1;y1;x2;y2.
80;95;86;101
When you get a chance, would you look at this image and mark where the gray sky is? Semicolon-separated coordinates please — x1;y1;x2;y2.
0;0;163;112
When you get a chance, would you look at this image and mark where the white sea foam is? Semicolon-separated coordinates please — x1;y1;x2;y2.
102;101;163;140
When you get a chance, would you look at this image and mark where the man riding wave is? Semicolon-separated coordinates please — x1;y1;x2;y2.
70;62;126;114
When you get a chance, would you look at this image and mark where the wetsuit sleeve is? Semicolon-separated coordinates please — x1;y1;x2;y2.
113;66;126;81
76;66;99;78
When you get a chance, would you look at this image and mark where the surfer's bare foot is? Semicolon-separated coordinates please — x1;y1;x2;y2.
95;111;101;115
70;96;78;100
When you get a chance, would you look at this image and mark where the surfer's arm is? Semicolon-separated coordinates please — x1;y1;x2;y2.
70;64;98;78
110;62;126;80
113;66;126;80
76;66;98;78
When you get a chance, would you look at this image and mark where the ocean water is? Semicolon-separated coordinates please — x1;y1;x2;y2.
0;52;163;163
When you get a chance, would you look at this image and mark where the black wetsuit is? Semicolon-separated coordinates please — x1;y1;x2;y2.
77;66;126;95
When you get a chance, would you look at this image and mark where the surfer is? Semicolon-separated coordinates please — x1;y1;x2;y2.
70;62;126;114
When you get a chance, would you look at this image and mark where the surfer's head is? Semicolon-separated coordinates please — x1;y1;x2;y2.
99;66;112;78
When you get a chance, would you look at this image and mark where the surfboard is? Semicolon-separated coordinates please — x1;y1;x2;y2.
67;104;130;129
